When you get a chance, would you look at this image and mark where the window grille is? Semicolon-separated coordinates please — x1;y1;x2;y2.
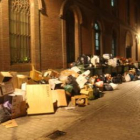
94;22;100;55
9;0;30;64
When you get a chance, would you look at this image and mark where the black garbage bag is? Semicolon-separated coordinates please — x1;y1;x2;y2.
103;83;113;91
0;104;11;124
93;85;103;99
66;75;80;96
112;74;123;84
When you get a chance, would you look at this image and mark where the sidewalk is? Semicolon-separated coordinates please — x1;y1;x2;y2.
0;80;140;140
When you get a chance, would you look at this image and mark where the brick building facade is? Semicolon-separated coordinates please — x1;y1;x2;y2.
0;0;140;71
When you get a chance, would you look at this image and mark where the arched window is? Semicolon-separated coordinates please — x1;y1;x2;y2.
111;0;115;7
111;0;118;16
112;31;117;57
126;0;130;24
126;32;132;58
135;37;138;61
94;22;100;55
65;9;75;64
9;0;31;64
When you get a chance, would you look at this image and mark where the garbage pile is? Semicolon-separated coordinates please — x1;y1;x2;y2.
0;54;140;124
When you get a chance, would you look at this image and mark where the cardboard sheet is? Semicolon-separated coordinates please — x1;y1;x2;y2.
26;84;54;114
2;119;18;128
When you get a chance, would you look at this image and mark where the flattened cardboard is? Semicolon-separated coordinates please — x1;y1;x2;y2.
2;119;18;128
26;84;54;114
51;89;67;107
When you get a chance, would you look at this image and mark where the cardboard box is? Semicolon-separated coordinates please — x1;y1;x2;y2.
10;72;18;88
17;75;28;88
4;89;27;119
0;72;13;83
0;89;3;97
60;69;79;78
12;88;26;101
4;89;27;118
51;89;67;107
71;95;88;106
26;84;54;114
80;88;93;99
10;96;26;119
49;79;62;90
43;69;60;78
0;81;15;96
30;70;42;81
11;100;28;119
26;79;38;85
30;65;42;81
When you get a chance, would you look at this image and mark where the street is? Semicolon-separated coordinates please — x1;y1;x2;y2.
1;80;140;140
55;80;140;140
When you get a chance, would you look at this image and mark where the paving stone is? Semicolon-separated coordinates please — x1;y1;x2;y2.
0;81;140;140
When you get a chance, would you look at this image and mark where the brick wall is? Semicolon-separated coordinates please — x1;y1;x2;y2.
0;0;140;72
0;0;10;71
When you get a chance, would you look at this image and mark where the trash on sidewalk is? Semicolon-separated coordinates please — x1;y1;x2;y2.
0;54;139;123
43;69;60;78
0;81;15;96
65;106;75;110
49;79;62;90
17;74;28;88
71;95;88;106
26;84;54;114
30;65;42;82
1;119;18;128
0;104;11;123
0;72;13;83
51;89;67;107
80;85;93;99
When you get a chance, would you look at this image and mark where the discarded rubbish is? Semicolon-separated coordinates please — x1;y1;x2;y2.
0;54;139;125
65;106;75;110
1;119;18;128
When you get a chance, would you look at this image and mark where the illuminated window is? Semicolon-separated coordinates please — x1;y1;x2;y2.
135;37;138;61
94;22;100;55
111;0;115;7
9;0;31;64
112;39;116;57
